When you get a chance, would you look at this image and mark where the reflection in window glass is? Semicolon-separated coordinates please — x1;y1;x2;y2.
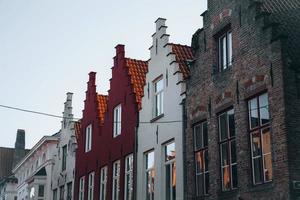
165;142;176;200
145;151;155;200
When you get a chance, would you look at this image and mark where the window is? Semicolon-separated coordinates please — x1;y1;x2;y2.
218;109;237;191
88;172;94;200
145;151;155;200
59;185;64;200
165;142;176;200
112;160;120;200
53;189;57;200
38;185;44;199
218;30;232;71
100;166;108;200
194;121;209;196
85;124;92;152
113;105;122;137
248;93;272;185
124;154;134;200
62;145;67;171
79;176;85;200
67;182;72;200
154;78;164;117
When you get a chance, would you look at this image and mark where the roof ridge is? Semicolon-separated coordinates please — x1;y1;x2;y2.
125;57;148;63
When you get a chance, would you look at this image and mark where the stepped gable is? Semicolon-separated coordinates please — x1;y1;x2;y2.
170;43;193;79
126;58;148;110
97;94;108;124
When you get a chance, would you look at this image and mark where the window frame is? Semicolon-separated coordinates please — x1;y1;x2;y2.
164;141;176;200
124;154;134;200
79;176;85;200
112;160;121;200
248;93;273;185
66;182;72;200
59;185;64;200
85;124;92;152
113;104;122;137
99;166;108;200
153;77;164;117
218;30;233;71
53;189;58;200
87;172;94;200
145;150;155;200
193;121;209;197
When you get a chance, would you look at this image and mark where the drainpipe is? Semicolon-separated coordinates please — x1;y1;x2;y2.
133;110;139;200
181;98;187;200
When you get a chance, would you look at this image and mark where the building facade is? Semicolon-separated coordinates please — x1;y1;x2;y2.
136;18;193;200
185;0;300;199
51;93;77;200
74;45;147;200
13;135;58;200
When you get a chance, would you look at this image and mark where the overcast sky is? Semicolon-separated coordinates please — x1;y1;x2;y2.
0;0;207;149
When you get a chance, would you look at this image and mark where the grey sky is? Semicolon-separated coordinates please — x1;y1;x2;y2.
0;0;207;149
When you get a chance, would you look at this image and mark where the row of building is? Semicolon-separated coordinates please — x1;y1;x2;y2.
1;0;299;199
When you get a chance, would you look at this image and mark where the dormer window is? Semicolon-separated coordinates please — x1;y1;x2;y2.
154;77;164;117
113;104;122;137
218;30;232;71
85;124;92;152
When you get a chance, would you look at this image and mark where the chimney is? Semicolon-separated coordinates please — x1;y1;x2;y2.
13;129;26;167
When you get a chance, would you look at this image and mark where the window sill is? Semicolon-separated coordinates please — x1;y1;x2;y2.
218;188;238;199
150;114;164;123
249;181;274;192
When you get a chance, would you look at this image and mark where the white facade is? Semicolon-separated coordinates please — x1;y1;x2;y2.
136;18;187;200
0;178;18;200
12;136;58;200
51;93;77;200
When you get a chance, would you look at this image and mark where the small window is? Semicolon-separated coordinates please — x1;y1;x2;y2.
112;160;120;200
113;105;122;137
59;185;64;200
79;176;85;200
194;121;209;196
100;166;108;200
153;78;164;117
88;172;94;200
165;142;176;200
248;93;272;185
85;124;92;152
145;151;155;200
218;109;237;191
38;185;44;198
124;154;134;200
62;145;67;171
67;182;72;200
218;30;232;71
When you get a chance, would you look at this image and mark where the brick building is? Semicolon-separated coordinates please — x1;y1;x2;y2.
185;0;300;199
74;45;147;200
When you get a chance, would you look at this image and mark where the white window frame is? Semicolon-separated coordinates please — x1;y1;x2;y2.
113;105;122;137
145;151;155;200
218;30;233;71
79;176;85;200
164;141;176;200
153;77;164;117
112;160;120;200
85;124;92;152
124;154;134;200
88;172;94;200
99;166;108;200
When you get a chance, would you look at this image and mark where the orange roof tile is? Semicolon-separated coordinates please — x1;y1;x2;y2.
171;43;194;79
97;94;108;124
126;58;148;110
74;121;81;140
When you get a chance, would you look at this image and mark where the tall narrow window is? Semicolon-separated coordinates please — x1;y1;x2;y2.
67;182;72;200
62;145;67;171
218;109;237;191
145;151;155;200
100;166;108;200
38;185;45;200
248;93;272;185
87;172;94;200
112;160;120;200
85;124;92;152
113;105;122;137
154;78;164;117
79;176;85;200
165;142;176;200
53;189;58;200
124;154;134;200
194;121;209;196
218;30;233;71
59;185;64;200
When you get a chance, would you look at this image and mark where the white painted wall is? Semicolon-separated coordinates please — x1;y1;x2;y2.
0;181;17;200
136;18;186;200
51;93;76;200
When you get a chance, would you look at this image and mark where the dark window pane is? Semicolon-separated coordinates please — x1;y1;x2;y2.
230;140;237;164
166;165;171;200
251;131;261;157
203;122;208;147
205;173;209;195
38;185;44;197
221;143;228;166
228;109;235;137
204;150;209;172
259;94;269;125
231;164;238;188
219;114;228;141
194;125;203;149
253;158;263;184
196;174;204;196
249;98;259;129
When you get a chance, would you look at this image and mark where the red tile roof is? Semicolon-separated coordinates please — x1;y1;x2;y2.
97;94;108;124
74;121;81;139
126;58;148;110
171;43;193;79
